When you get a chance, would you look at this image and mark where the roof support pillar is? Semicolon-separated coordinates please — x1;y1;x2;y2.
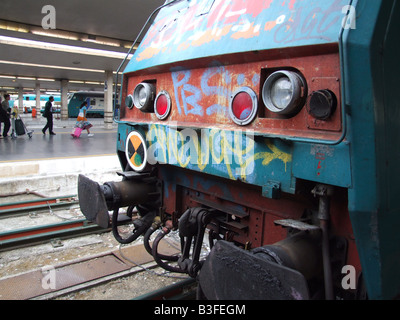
18;88;23;113
60;79;69;120
104;70;113;129
35;82;40;113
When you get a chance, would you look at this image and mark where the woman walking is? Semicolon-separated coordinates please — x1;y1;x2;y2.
76;101;93;137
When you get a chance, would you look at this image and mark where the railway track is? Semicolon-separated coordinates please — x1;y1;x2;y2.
0;195;193;300
0;194;78;218
0;195;108;252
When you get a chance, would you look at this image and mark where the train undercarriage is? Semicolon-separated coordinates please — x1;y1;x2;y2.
78;161;364;300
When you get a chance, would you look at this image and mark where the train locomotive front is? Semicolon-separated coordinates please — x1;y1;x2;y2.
78;0;400;300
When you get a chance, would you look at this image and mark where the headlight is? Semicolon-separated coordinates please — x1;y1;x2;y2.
262;70;307;116
133;82;156;112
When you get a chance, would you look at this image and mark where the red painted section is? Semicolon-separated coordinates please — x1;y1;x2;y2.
122;44;342;141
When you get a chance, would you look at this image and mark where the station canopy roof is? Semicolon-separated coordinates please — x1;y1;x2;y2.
0;0;165;93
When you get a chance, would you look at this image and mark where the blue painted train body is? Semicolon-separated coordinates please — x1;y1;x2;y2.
78;0;400;300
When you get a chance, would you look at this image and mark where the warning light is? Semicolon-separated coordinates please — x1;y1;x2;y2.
229;87;258;126
154;91;171;120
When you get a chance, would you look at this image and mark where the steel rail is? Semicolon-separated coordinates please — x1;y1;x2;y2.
0;218;109;252
132;277;197;300
0;195;78;219
32;261;160;300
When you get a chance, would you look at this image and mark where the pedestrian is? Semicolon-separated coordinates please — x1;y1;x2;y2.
0;94;11;138
42;96;56;135
76;101;93;137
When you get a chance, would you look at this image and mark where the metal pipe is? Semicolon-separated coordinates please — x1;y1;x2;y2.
320;219;334;300
318;191;334;300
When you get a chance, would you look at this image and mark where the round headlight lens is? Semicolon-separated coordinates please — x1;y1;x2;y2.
271;77;293;110
262;70;307;116
138;87;147;105
133;82;155;112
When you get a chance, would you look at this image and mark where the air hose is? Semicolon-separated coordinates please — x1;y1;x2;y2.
152;226;185;273
143;223;179;262
112;208;155;244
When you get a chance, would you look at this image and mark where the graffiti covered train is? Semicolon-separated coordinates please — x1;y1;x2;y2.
78;0;400;300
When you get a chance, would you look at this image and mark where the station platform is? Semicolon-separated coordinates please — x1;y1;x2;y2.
0;113;118;161
0;114;122;200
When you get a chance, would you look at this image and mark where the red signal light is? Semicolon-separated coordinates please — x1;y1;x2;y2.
154;91;171;120
232;92;253;120
229;87;258;126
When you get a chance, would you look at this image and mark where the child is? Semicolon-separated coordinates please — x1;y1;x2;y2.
76;101;93;136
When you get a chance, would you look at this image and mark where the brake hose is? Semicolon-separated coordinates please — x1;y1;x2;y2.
143;226;179;262
112;208;155;244
152;227;185;273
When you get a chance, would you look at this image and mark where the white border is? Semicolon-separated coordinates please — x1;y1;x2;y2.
229;87;258;126
125;131;147;172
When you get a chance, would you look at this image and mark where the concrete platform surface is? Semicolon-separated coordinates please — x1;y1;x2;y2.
0;114;122;198
0;113;118;162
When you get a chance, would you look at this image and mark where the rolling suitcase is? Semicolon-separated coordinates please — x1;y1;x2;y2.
71;127;83;138
15;119;26;136
11;115;33;139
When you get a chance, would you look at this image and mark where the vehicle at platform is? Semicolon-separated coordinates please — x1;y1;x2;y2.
67;91;105;118
11;94;61;113
78;0;400;300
